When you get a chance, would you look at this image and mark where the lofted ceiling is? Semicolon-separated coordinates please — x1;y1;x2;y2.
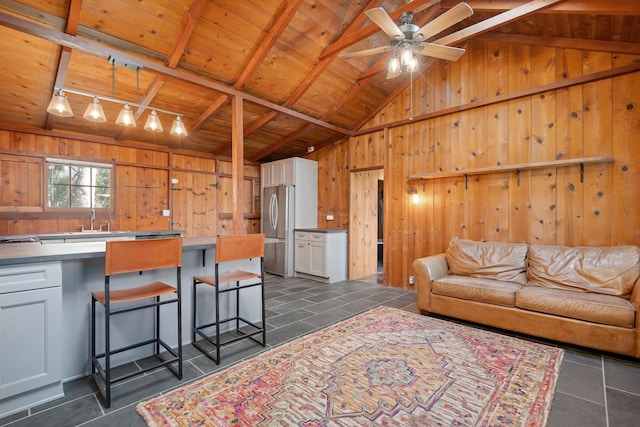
0;0;638;162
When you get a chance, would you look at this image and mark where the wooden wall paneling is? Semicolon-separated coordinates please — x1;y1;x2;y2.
171;170;188;233
450;50;468;107
507;44;532;243
37;135;60;156
192;172;217;237
612;72;640;245
467;107;488;241
217;176;232;215
555;48;585;246
8;132;36;153
486;102;510;242
468;40;488;103
449;112;469;240
582;52;613;246
432;115;452;252
0;155;42;210
115;165;138;231
313;139;349;229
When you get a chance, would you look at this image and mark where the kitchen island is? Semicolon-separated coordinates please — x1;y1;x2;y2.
0;234;263;417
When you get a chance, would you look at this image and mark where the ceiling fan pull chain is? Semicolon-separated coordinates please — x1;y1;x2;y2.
409;70;414;121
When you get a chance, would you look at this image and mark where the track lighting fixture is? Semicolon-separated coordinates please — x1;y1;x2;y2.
46;57;187;136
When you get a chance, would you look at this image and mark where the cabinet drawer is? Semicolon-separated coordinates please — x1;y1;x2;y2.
294;231;309;240
309;232;326;242
0;262;62;294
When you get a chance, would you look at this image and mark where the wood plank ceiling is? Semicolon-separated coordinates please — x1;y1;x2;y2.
0;0;638;162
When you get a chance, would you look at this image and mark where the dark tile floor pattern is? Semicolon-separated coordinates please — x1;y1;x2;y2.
1;274;639;426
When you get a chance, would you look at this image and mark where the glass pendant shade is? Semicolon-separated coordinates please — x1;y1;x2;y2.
407;54;419;72
83;97;107;122
388;56;400;74
401;47;413;67
144;110;163;132
115;104;136;127
170;116;187;136
46;90;73;117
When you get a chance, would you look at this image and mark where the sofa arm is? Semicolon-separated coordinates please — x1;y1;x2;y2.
413;254;449;313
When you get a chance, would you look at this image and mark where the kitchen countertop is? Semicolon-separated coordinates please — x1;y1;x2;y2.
0;235;216;266
294;228;347;233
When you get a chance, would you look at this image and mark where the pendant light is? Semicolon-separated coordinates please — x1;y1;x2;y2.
46;89;73;117
83;97;107;122
116;104;136;127
144;110;163;132
170;116;187;137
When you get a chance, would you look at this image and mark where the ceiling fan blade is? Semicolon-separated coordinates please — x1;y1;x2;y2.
414;2;474;41
365;7;404;40
416;43;466;61
339;45;392;59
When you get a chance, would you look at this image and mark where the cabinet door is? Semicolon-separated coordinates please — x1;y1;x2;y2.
295;240;309;274
0;287;62;399
308;241;327;277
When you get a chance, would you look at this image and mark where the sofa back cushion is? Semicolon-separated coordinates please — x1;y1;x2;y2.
446;238;528;285
527;244;640;297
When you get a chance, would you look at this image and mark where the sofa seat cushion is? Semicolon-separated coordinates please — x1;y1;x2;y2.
516;287;636;328
432;275;523;307
527;244;640;297
446;237;528;285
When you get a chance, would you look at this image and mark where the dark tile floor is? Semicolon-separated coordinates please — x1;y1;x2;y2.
1;274;639;426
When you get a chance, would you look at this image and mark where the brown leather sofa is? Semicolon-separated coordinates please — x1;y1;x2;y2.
413;238;640;358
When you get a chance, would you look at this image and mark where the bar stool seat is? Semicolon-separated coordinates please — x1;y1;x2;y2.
91;237;183;408
192;233;266;364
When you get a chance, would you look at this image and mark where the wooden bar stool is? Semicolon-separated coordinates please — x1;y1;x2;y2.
192;234;266;364
91;237;183;408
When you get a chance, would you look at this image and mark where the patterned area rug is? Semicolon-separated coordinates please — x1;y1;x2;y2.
137;306;563;426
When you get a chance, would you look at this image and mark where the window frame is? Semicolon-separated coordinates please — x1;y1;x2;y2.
45;158;113;211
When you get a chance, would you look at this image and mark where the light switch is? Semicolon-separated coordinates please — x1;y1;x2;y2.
326;214;334;220
162;209;170;217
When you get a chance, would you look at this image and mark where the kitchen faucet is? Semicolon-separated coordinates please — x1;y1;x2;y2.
90;208;95;231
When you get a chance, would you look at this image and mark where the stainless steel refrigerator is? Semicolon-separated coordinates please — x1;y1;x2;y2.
262;185;295;276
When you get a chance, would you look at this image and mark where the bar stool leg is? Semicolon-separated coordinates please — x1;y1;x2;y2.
104;296;111;408
191;278;197;344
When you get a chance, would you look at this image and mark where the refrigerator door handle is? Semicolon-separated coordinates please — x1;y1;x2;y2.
270;193;278;231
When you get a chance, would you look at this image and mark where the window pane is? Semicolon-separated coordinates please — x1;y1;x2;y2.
49;184;69;207
47;161;111;209
93;187;110;208
48;164;69;185
71;186;91;208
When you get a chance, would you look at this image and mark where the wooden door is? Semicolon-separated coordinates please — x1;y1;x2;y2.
348;169;384;280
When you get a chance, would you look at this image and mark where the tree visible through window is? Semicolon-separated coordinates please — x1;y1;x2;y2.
47;160;112;209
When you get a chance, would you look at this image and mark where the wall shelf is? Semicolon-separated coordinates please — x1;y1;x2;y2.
407;156;613;187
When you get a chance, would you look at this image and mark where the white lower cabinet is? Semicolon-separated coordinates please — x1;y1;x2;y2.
294;230;347;283
0;262;63;416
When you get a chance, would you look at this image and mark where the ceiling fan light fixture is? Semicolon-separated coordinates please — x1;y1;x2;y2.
47;89;74;117
116;104;136;127
170;116;187;137
407;54;419;73
83;97;107;123
144;110;163;132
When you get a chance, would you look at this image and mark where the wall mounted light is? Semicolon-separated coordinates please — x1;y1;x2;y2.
407;186;419;204
46;56;187;136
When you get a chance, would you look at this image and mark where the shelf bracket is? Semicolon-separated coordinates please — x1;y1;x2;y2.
580;163;584;183
516;169;521;186
464;174;469;190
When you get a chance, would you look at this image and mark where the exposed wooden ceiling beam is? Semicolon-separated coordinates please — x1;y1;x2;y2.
436;0;569;46
0;11;352;136
191;0;304;135
478;32;640;55
45;0;83;131
167;0;207;69
250;124;313;162
214;0;382;157
441;0;640;14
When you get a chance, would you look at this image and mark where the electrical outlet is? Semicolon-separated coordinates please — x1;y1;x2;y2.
326;214;334;220
408;276;415;285
162;209;170;217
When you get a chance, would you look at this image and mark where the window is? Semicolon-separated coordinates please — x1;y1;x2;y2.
47;159;112;209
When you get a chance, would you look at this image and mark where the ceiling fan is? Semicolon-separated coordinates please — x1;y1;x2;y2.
340;3;474;79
